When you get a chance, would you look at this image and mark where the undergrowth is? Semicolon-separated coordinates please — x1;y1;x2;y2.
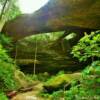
39;31;100;100
0;34;17;99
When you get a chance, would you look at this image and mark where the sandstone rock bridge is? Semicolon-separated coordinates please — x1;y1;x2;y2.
1;0;100;41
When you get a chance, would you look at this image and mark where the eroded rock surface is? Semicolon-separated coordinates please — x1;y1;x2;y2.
2;0;100;41
15;32;86;73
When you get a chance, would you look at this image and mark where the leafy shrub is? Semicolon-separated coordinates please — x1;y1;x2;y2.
50;90;64;100
0;60;16;91
0;44;13;63
81;61;100;94
0;43;17;90
0;34;17;99
83;60;100;75
0;34;13;51
0;34;12;46
65;61;100;100
39;90;64;100
39;72;80;99
65;31;100;99
72;31;100;61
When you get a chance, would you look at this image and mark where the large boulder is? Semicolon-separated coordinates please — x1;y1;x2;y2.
2;0;100;41
43;72;81;93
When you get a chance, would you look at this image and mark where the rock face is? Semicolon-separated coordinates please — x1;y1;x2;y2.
2;0;100;41
15;32;85;73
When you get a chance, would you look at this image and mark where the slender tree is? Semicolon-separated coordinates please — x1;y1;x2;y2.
0;0;21;31
0;0;8;21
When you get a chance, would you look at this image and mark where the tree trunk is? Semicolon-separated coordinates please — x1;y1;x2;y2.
0;0;8;21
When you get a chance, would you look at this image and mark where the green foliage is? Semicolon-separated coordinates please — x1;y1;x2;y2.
44;73;67;88
26;72;50;82
65;61;100;99
39;90;64;100
0;34;12;45
50;90;64;100
65;86;100;100
0;0;21;22
44;71;80;88
0;33;13;52
38;31;100;100
39;72;80;99
0;60;16;91
0;44;13;63
6;1;21;20
26;74;38;81
0;92;8;100
83;61;100;75
72;31;100;61
81;61;100;94
0;45;17;92
0;35;17;93
65;31;100;99
39;92;50;99
36;72;50;82
25;31;64;42
0;0;6;5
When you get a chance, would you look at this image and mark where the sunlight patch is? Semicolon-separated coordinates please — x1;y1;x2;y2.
18;0;49;14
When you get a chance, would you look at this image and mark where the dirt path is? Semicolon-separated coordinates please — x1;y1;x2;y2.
11;83;44;100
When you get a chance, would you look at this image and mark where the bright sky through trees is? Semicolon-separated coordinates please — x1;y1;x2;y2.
18;0;49;14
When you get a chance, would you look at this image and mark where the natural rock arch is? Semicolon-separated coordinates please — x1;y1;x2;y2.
2;0;100;41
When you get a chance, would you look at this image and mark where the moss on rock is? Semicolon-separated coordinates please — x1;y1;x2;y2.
43;73;80;93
